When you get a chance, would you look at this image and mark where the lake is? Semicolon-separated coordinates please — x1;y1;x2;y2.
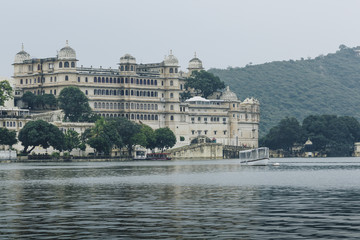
1;158;360;239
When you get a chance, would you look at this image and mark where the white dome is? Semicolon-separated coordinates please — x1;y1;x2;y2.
58;41;76;60
220;86;238;101
120;54;136;64
188;53;203;69
163;50;179;66
14;44;30;64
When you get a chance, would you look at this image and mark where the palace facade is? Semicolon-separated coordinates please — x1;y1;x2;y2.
12;42;260;148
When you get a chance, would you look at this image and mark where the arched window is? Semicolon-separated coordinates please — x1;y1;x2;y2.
170;105;174;110
154;80;157;85
110;78;112;83
137;103;139;109
106;90;109;95
175;68;178;73
64;62;69;68
155;115;158;120
170;93;174;98
144;115;147;120
94;102;97;108
102;90;105;95
121;78;124;84
170;80;173;86
144;79;147;85
37;64;41;70
71;62;75;68
121;103;124;109
155;104;158;110
85;77;88;82
54;90;56;95
59;62;63;68
85;90;88;95
121;90;124;95
125;65;128;71
131;78;134;84
170;116;174;120
131;90;134;95
131;114;135;120
140;79;143;85
147;79;150;85
102;77;105;83
151;80;153;85
121;66;124;71
131;66;133;71
140;104;143;110
78;77;80;82
117;78;120;83
65;75;69;81
102;103;105;108
94;77;97;83
125;90;129;95
20;79;23;84
106;77;109;83
169;68;173;73
110;103;113;109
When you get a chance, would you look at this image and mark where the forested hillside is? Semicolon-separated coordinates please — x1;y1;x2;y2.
209;45;360;136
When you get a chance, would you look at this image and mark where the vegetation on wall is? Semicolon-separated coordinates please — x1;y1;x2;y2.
209;45;360;136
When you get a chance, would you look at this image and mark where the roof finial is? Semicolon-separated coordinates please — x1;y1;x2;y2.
194;51;197;58
21;43;24;51
66;40;69;46
170;49;173;55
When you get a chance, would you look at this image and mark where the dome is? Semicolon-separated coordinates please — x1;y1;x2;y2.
163;50;179;66
58;40;76;60
120;54;136;64
220;86;238;101
14;44;30;64
188;53;203;69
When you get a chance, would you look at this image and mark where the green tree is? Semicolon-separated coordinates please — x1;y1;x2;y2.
132;124;156;150
21;91;36;109
302;115;358;156
86;118;123;155
41;94;57;109
58;87;92;122
260;117;303;153
18;120;65;154
184;70;225;98
0;128;18;148
64;129;81;152
0;80;13;106
109;117;141;156
154;127;176;152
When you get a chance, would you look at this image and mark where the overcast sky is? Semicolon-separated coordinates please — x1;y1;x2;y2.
1;0;360;77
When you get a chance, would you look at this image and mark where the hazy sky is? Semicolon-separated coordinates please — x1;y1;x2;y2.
1;0;360;77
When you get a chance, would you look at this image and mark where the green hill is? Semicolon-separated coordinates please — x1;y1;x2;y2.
208;45;360;136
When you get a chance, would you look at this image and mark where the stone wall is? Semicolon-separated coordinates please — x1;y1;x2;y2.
166;143;224;160
0;150;17;160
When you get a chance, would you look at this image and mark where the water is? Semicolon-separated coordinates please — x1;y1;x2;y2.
1;158;360;239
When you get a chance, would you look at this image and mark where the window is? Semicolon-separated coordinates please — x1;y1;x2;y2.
54;90;57;95
65;75;69;81
170;105;174;110
214;131;217;135
20;79;23;84
85;77;88;82
170;80;173;86
64;62;69;68
94;77;97;83
170;116;174;120
85;90;88;95
78;77;80;82
170;93;174;98
170;68;173;73
71;62;75;68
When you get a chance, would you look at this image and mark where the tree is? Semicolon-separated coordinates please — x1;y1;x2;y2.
132;124;156;150
0;80;13;106
58;87;92;122
86;118;123;155
260;117;303;153
154;127;176;152
64;129;81;152
18;120;65;154
0;128;17;148
302;115;359;156
109;117;141;156
21;91;36;109
184;70;225;99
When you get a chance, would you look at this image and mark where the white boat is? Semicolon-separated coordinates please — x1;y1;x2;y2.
239;147;269;166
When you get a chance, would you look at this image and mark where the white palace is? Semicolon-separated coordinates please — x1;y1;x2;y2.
10;42;260;149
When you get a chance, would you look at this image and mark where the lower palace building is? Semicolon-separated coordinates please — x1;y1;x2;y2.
11;42;260;149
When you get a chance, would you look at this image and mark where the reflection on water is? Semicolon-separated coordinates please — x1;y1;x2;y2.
1;158;360;239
